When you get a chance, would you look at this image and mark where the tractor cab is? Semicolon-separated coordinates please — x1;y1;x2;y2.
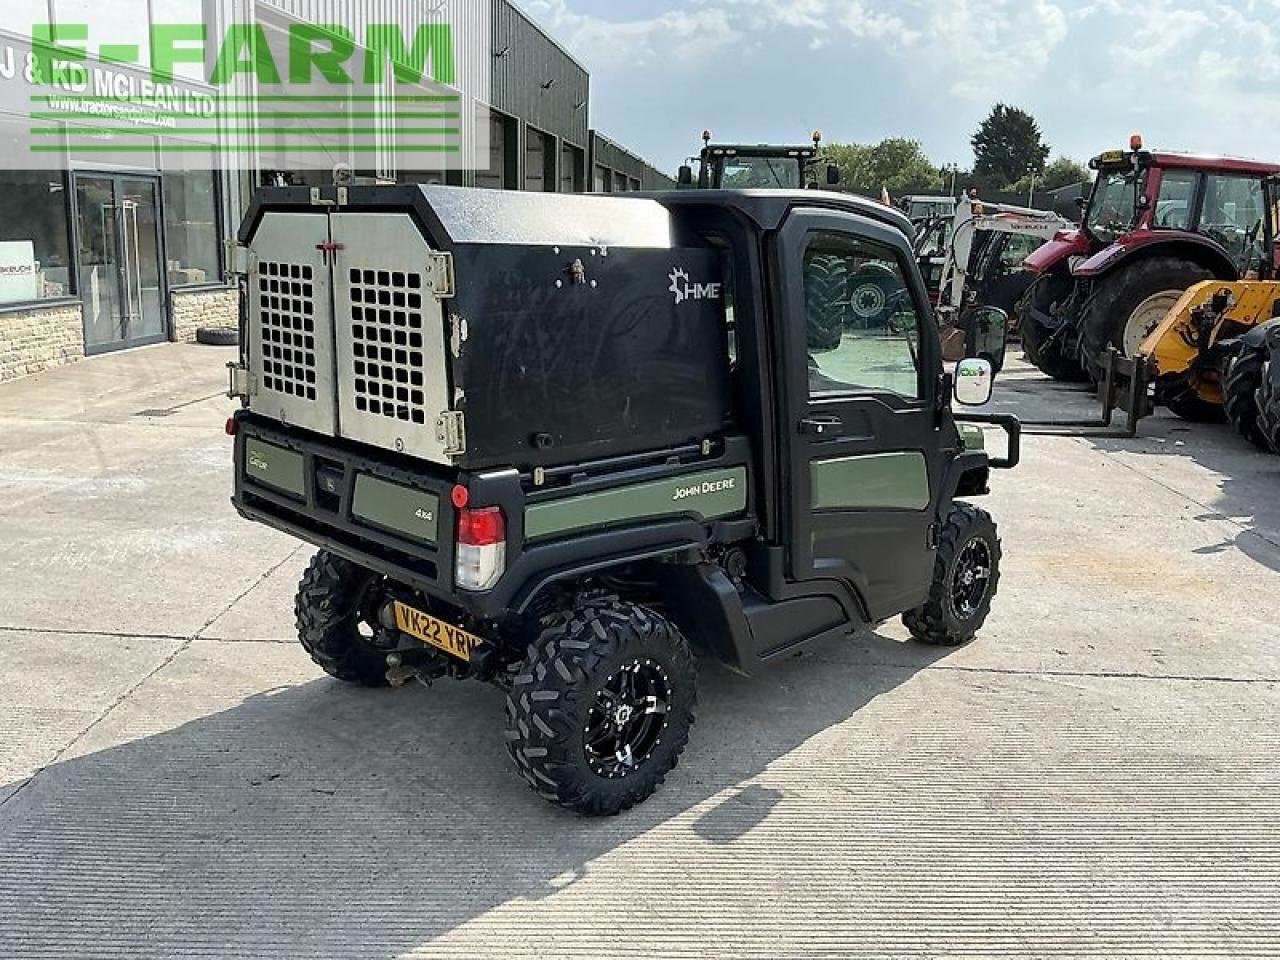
678;130;840;190
1019;135;1280;382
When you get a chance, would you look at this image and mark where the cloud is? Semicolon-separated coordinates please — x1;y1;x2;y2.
523;0;742;65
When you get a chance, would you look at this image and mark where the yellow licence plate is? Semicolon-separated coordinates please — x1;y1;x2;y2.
393;601;483;662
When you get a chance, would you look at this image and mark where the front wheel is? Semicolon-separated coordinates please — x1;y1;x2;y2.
1019;274;1090;382
1258;352;1280;453
1223;344;1273;451
904;504;1001;646
505;597;697;816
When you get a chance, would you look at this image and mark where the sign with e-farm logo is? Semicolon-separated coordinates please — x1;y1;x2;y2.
1;0;490;170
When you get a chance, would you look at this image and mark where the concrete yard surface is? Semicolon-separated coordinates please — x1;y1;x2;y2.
1;344;1279;958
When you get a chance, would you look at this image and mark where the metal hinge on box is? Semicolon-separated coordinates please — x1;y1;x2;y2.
435;410;466;456
224;241;256;277
226;361;255;401
425;252;455;298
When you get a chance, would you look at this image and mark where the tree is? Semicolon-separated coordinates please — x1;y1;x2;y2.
971;104;1051;187
1039;155;1090;191
824;138;942;197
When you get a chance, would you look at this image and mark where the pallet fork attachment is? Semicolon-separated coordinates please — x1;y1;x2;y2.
1015;348;1151;438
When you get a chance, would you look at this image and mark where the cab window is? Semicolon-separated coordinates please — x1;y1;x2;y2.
802;232;921;401
1200;175;1266;265
1154;170;1197;230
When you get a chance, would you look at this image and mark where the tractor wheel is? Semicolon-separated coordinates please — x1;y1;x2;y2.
1222;344;1273;451
505;596;697;816
847;269;899;331
1079;257;1213;376
804;254;848;351
295;550;391;686
1160;374;1226;424
903;504;1001;647
1019;274;1089;382
1258;355;1280;453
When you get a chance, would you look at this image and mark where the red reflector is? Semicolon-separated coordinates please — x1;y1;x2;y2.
225;417;238;437
451;484;469;509
457;506;505;546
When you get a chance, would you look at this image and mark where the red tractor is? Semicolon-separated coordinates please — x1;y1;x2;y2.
1018;136;1280;382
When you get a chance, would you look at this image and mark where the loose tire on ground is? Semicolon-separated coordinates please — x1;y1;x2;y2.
1019;274;1089;382
505;597;696;816
295;550;390;686
1222;345;1273;451
1078;256;1213;377
195;326;239;346
904;503;1001;646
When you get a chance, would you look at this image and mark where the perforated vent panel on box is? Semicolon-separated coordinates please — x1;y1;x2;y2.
347;268;428;425
258;261;317;401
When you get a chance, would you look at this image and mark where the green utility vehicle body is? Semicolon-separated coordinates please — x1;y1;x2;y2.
227;184;1018;814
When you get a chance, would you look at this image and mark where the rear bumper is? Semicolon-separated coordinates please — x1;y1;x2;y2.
232;412;463;605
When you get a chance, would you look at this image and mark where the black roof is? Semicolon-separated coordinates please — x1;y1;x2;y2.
645;188;915;237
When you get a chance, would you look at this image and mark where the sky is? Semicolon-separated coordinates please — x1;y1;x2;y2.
516;0;1279;178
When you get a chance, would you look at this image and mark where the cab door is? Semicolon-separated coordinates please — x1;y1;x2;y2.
775;209;950;621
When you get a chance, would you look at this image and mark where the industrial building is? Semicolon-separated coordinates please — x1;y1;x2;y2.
0;0;673;381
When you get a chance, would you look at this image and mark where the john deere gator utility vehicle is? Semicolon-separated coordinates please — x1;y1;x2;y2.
1018;136;1280;382
226;185;1018;816
678;130;840;190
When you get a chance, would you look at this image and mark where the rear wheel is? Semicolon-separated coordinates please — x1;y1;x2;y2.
505;597;696;816
1079;257;1213;376
295;550;390;686
1223;344;1273;451
904;504;1001;646
1019;274;1089;382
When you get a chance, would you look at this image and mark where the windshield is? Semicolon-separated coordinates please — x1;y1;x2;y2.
1087;170;1142;239
715;155;803;189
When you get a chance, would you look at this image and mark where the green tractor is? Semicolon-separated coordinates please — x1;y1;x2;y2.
678;130;841;190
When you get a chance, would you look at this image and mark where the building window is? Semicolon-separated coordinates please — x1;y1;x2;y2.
162;168;222;286
0;121;74;305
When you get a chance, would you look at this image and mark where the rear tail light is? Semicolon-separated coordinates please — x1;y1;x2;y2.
455;505;506;592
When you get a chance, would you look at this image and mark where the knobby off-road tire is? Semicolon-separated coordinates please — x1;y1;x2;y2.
295;550;390;686
1019;274;1089;382
1223;344;1273;451
1079;257;1213;377
1258;353;1280;453
804;253;849;351
904;504;1001;647
195;326;239;346
1160;374;1227;424
505;598;697;816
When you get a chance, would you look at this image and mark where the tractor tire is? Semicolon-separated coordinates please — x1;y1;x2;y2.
505;596;696;816
804;254;848;351
195;326;239;346
1019;274;1089;382
1078;257;1213;377
1222;345;1273;451
903;503;1001;647
295;550;391;686
1160;374;1226;424
1258;355;1280;453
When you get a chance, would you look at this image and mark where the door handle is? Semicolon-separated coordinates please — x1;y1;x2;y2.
798;415;845;437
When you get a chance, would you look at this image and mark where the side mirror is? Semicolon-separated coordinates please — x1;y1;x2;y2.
954;357;994;406
826;164;840;186
677;165;693;187
1074;196;1087;209
1137;194;1152;210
